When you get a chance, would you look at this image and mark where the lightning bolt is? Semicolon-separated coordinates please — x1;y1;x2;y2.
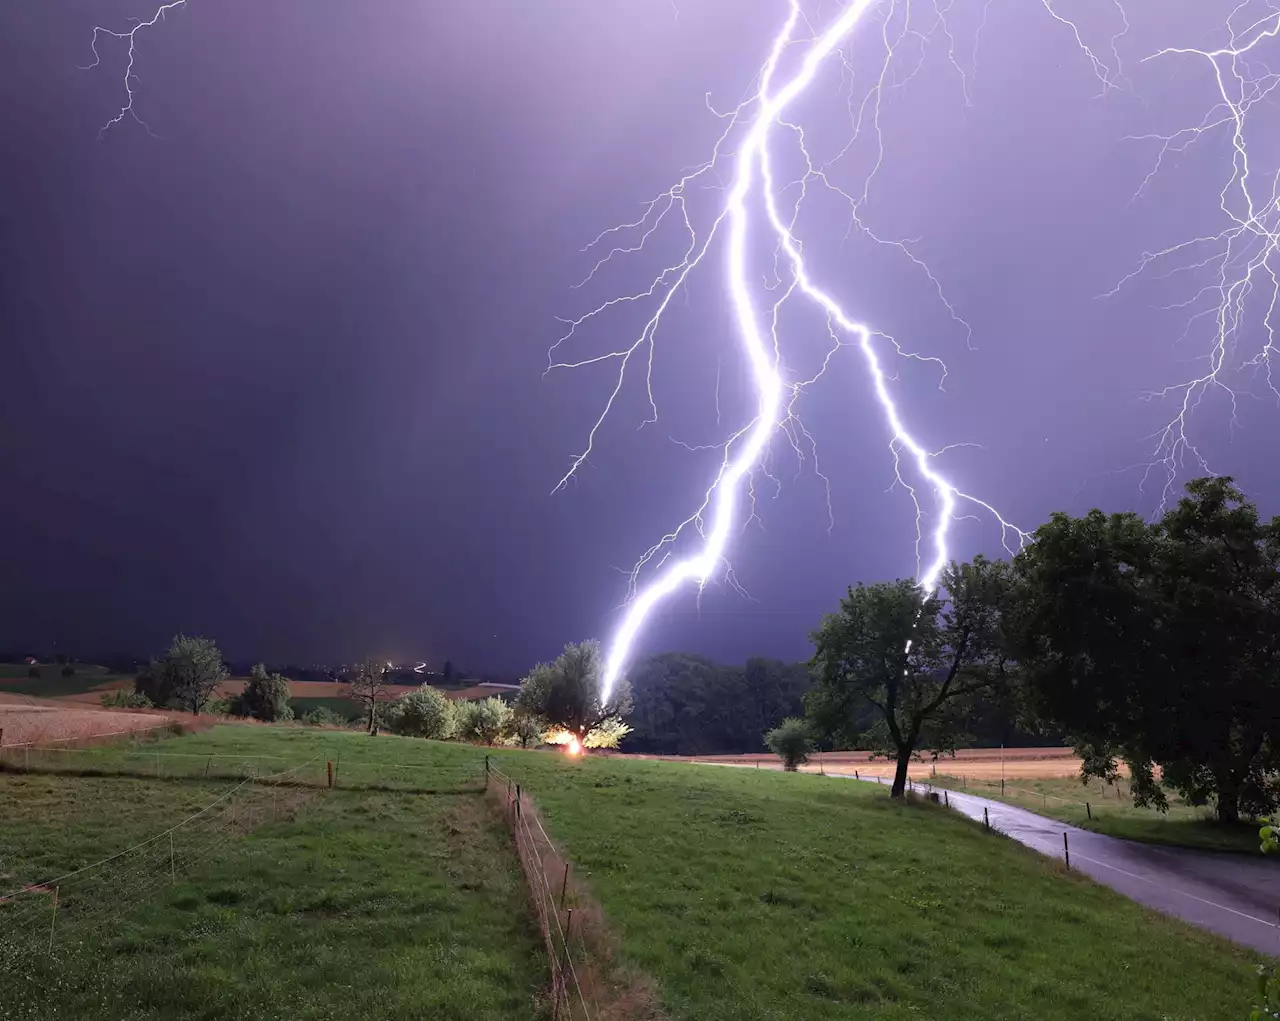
559;0;1031;706
1104;5;1280;511
81;0;188;138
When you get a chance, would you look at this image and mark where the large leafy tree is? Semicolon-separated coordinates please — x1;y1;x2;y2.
806;557;1013;798
1010;477;1280;824
515;640;632;746
149;634;228;715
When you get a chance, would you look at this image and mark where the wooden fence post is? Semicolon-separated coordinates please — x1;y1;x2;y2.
1086;801;1092;820
516;785;522;820
48;885;59;953
327;761;334;789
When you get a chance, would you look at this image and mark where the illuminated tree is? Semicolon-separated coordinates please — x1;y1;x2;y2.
516;640;633;747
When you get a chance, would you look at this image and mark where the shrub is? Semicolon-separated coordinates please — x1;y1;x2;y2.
584;719;631;749
452;700;482;743
27;666;40;679
235;664;294;722
388;686;456;739
100;689;154;709
301;706;350;727
61;665;76;678
507;709;545;749
471;696;513;746
204;697;234;716
765;717;813;771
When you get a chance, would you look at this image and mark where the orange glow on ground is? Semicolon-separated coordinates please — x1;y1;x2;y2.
567;736;583;756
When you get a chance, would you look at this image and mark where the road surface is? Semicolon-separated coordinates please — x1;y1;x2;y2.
860;774;1280;955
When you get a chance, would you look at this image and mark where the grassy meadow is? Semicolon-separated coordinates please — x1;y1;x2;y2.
0;725;1262;1020
0;750;544;1020
925;772;1264;854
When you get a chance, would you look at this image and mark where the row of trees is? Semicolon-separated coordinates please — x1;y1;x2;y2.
797;477;1280;824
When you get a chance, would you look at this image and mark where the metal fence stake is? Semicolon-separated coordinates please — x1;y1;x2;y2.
984;806;990;831
1063;831;1070;869
1086;801;1091;820
560;862;570;909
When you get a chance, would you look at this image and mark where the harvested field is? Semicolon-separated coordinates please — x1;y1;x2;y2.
0;703;171;747
669;746;1092;780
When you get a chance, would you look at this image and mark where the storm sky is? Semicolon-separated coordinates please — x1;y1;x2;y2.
2;1;1277;672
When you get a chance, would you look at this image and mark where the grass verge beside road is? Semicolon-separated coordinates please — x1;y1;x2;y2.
925;773;1264;854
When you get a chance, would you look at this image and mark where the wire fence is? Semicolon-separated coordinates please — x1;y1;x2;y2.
0;742;486;794
0;756;321;967
487;759;594;1021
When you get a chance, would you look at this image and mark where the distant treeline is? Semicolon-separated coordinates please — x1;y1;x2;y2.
625;652;1051;756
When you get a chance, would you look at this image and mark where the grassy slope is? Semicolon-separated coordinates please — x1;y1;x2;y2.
291;696;363;721
27;726;1257;1020
0;767;543;1019
927;773;1263;854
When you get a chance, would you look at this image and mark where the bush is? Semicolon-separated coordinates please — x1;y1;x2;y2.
472;697;513;746
301;706;350;727
388;686;456;739
61;665;76;678
100;689;154;709
765;718;813;771
204;697;234;716
27;666;40;679
452;700;482;743
507;709;545;749
236;664;294;722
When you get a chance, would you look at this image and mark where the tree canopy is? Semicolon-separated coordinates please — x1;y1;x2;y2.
515;640;632;745
806;557;1013;797
1009;477;1280;823
148;634;227;715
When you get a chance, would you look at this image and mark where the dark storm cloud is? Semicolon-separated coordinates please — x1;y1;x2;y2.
1;1;1274;672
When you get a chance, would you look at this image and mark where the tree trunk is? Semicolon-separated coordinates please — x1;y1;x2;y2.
367;702;376;735
1216;773;1241;825
890;747;912;799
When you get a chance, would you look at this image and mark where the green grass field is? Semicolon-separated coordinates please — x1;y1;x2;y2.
291;696;363;722
0;757;544;1019
926;773;1264;854
2;725;1261;1020
0;662;126;699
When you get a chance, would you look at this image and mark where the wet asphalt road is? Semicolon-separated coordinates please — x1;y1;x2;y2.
856;775;1280;955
